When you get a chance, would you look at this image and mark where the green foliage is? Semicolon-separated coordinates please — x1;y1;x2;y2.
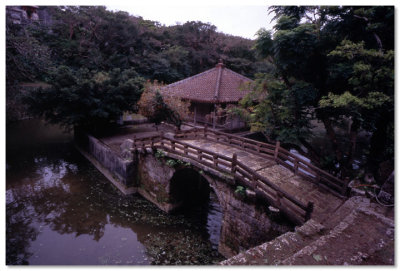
247;6;394;179
234;186;246;196
275;15;299;30
319;91;390;110
165;159;178;168
155;150;166;159
33;7;260;81
22;66;145;130
254;29;273;59
138;82;189;129
240;73;315;145
6;18;52;84
163;158;190;168
7;6;263;124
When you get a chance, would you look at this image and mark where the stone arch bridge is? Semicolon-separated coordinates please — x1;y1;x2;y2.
124;127;348;257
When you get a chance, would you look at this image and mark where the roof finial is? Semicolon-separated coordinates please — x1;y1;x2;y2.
216;58;225;68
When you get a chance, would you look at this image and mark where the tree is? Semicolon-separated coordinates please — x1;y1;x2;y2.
7;5;261;129
22;66;145;132
137;82;189;129
320;40;393;176
245;6;394;180
6;19;52;85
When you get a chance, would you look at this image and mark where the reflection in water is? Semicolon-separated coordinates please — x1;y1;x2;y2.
6;119;224;265
207;192;224;250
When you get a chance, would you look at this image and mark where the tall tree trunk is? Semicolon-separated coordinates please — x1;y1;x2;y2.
344;118;360;174
321;116;346;178
321;117;342;161
368;110;393;176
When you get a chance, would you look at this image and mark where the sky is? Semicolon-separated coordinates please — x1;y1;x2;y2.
106;4;275;40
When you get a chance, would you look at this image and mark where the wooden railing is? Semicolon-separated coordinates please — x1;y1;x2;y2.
131;132;313;225
175;127;349;198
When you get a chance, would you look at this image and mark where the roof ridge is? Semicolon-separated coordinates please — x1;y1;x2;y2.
162;67;218;89
214;65;223;101
223;67;253;82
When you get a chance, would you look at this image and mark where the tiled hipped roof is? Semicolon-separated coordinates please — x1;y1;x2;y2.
162;61;253;103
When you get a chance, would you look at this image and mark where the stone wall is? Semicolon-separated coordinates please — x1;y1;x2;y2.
87;135;136;187
208;176;279;258
136;152;178;212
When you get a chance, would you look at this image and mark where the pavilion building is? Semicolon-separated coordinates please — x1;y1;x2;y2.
162;60;253;129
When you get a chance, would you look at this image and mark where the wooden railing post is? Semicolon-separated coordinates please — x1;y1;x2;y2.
141;139;145;149
251;172;257;190
159;131;164;147
342;177;350;195
274;141;280;160
305;201;314;221
276;191;283;207
231;153;237;174
294;159;299;174
213;154;218;167
171;141;175;150
204;124;208;138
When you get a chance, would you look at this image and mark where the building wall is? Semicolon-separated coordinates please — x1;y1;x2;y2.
190;102;214;124
190;102;246;130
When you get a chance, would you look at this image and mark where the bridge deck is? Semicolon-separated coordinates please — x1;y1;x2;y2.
182;139;345;224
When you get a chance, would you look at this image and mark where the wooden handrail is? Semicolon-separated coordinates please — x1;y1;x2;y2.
131;133;313;224
176;127;348;197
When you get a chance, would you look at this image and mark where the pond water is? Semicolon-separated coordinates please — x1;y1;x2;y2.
6;119;224;265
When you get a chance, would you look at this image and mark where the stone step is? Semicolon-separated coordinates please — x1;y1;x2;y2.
281;206;394;265
320;196;384;229
220;219;325;265
220;196;394;265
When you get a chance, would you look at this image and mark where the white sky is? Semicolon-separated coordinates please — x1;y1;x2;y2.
106;5;275;40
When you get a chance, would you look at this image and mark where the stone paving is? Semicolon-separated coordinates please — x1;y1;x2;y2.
182;139;346;224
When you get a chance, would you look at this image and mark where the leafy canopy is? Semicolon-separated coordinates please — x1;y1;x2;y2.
242;6;394;179
22;66;145;130
137;82;189;129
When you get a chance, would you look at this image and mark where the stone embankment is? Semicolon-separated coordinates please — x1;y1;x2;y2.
220;196;394;265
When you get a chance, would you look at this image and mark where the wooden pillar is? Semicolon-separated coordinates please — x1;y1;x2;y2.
294;159;299;174
274;141;280;160
231;153;237;174
212;104;216;129
194;105;197;125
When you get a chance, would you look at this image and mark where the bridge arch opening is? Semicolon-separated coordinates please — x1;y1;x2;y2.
169;168;211;209
169;168;223;250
